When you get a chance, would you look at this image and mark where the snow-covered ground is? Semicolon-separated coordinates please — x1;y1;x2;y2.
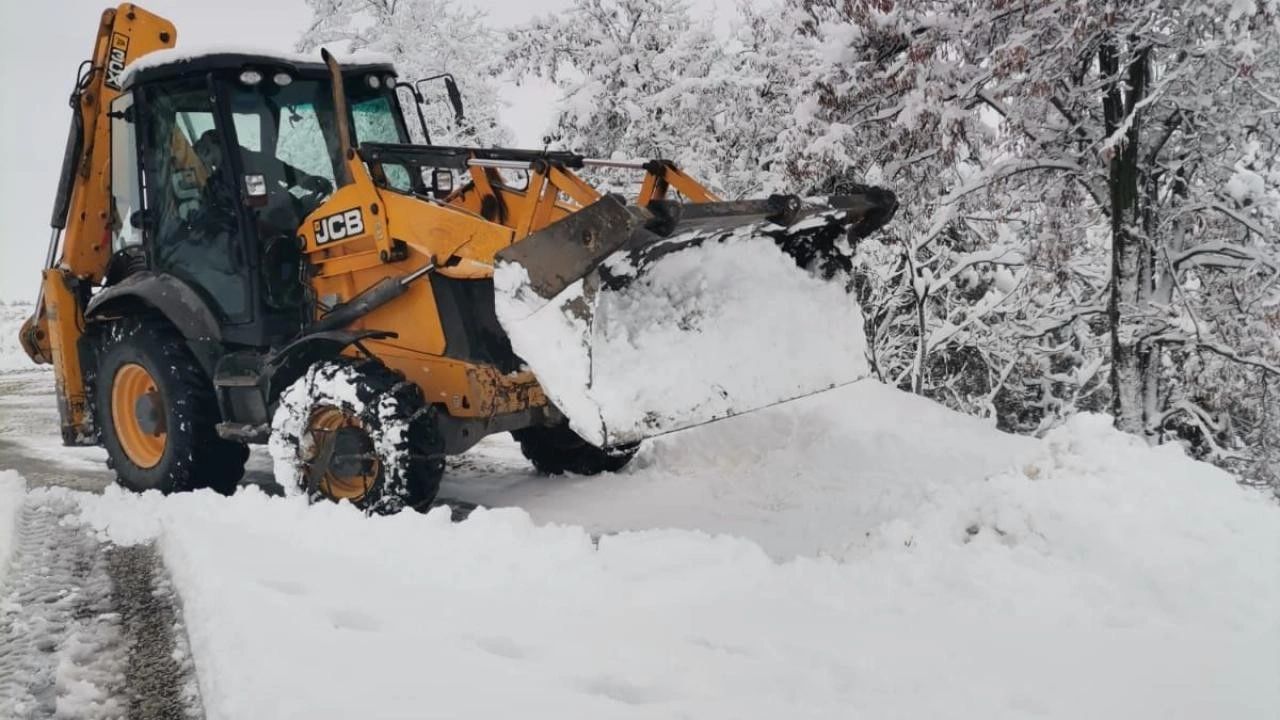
1;303;1277;719
0;302;41;375
0;475;201;719
0;471;22;581
441;381;1034;560
47;385;1280;720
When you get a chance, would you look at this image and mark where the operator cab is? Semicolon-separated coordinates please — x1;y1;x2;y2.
107;51;411;347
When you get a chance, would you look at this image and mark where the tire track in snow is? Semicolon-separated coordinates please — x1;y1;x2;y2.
0;493;124;718
106;545;204;719
0;492;202;718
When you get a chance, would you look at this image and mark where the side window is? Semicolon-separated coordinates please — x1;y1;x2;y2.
141;77;250;323
109;93;142;252
169;110;214;221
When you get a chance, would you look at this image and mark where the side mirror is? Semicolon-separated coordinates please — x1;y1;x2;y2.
395;81;431;144
443;76;464;121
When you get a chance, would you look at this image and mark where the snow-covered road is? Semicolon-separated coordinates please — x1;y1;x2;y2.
2;359;1279;718
0;369;209;718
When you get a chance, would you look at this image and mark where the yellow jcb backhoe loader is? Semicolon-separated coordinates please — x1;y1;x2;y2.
19;4;897;513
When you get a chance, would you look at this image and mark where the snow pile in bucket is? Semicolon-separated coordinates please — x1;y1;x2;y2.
0;302;41;374
75;396;1280;719
495;223;870;447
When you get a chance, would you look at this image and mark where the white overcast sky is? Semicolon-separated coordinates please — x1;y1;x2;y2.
0;0;731;302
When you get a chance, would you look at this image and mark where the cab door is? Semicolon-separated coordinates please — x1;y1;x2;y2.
136;75;252;324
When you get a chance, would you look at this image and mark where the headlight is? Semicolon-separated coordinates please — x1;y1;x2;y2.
385;74;397;88
272;72;293;86
365;74;381;89
239;69;263;86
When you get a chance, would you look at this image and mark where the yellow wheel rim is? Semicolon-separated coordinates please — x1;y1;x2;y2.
305;406;381;502
111;363;167;469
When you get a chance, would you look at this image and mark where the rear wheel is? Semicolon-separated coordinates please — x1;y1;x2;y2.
270;359;444;514
95;319;247;494
512;424;638;475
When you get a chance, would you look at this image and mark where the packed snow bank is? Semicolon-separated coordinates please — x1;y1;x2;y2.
495;221;869;447
0;470;24;584
0;303;41;374
78;412;1280;719
447;380;1036;560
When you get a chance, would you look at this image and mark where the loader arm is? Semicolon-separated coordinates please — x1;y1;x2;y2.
20;4;175;443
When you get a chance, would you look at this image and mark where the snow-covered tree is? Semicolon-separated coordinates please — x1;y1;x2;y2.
505;0;736;192
731;0;1109;433
783;0;1280;481
297;0;511;146
961;0;1278;477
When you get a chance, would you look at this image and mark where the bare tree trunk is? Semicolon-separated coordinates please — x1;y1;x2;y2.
904;249;927;395
1102;38;1157;437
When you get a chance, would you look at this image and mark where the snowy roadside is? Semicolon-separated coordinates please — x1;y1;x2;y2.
72;408;1280;720
0;303;43;376
0;480;202;719
0;471;24;584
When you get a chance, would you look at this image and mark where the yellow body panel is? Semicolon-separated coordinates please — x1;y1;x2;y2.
446;175;578;232
371;342;546;419
41;269;92;442
299;153;554;419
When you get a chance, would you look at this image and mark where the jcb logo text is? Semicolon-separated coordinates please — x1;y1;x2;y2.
314;208;365;245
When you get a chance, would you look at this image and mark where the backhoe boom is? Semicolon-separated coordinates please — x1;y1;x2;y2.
20;4;175;442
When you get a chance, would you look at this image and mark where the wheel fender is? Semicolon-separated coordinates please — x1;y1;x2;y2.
263;330;396;405
85;272;222;342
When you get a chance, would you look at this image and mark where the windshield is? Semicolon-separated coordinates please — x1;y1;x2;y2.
225;75;408;200
222;75;409;237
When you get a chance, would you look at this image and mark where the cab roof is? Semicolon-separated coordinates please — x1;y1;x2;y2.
120;47;396;90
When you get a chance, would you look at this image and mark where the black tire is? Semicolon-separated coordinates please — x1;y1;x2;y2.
95;318;247;495
512;424;638;475
270;359;444;514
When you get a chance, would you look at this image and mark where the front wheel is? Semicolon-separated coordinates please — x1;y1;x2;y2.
269;359;444;514
512;424;638;476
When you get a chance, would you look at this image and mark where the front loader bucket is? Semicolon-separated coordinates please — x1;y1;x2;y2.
494;188;898;448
